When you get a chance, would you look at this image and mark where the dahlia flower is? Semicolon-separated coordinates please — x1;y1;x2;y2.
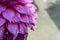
0;0;38;40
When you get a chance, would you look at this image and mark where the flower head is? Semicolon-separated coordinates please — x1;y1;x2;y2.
0;0;38;40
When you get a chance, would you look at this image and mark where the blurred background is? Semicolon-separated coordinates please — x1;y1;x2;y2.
28;0;60;40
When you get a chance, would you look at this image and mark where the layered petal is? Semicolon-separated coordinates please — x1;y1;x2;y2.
7;23;19;35
20;15;29;23
33;12;38;19
14;5;33;15
25;4;37;12
0;0;38;40
0;5;6;14
0;17;6;26
18;0;33;3
27;23;36;30
19;23;28;34
12;12;21;23
25;4;38;19
28;16;36;24
2;9;15;22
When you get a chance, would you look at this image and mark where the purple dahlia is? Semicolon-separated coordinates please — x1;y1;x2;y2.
0;0;38;40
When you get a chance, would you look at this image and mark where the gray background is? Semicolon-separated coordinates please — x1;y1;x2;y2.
28;0;60;40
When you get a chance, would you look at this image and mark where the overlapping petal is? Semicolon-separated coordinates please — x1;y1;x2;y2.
0;5;6;14
14;5;33;15
7;23;19;35
2;9;15;22
0;0;37;40
19;23;28;34
20;15;29;23
0;17;6;26
12;12;21;23
18;0;33;3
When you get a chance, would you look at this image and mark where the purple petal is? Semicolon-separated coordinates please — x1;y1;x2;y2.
20;15;29;23
25;4;38;19
18;0;33;3
0;17;6;26
19;23;28;34
7;23;19;35
12;12;21;23
2;9;15;22
19;23;25;34
0;5;6;14
33;12;38;19
0;27;4;38
25;4;37;12
27;23;36;30
14;5;33;15
28;16;36;24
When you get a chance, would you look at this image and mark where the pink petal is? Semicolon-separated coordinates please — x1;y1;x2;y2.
18;0;33;3
0;27;4;38
25;4;38;19
25;4;37;12
28;16;36;24
7;23;19;35
2;9;15;22
33;12;38;19
0;18;6;26
0;5;6;14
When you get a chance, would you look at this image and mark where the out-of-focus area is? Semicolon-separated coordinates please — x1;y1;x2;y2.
28;0;60;40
